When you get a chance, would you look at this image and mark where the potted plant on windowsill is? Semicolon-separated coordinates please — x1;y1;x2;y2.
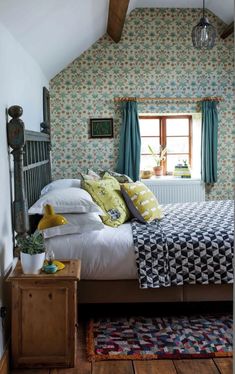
17;232;45;274
148;145;167;176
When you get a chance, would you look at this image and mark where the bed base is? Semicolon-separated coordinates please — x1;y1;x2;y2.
78;280;233;304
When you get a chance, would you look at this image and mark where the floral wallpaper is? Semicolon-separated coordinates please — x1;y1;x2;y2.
50;8;234;200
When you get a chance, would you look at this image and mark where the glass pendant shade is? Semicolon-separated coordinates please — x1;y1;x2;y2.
192;0;216;49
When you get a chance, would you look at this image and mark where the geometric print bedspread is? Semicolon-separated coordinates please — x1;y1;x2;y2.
131;200;234;289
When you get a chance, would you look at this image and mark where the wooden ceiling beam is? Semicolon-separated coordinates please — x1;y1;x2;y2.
220;22;234;39
107;0;130;43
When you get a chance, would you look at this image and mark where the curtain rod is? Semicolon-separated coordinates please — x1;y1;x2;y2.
114;96;224;103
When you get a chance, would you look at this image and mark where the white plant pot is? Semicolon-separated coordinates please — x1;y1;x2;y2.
20;252;45;275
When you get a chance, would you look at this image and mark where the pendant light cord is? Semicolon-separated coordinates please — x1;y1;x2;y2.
203;0;205;18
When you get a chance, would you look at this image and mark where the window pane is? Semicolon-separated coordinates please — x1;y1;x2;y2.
166;118;189;136
139;119;160;136
167;155;190;173
140;155;155;170
141;137;160;154
167;137;189;153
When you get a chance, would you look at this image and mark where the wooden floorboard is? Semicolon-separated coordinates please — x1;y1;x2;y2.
133;360;177;374
11;371;50;374
10;358;233;374
92;361;134;374
173;359;220;374
0;347;10;374
213;358;233;374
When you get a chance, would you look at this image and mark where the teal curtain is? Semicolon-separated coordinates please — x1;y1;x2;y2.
116;101;141;181
201;101;218;183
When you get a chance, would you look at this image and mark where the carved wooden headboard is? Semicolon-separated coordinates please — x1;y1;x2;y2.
7;105;52;241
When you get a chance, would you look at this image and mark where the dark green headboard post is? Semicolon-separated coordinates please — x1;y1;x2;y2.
7;106;29;241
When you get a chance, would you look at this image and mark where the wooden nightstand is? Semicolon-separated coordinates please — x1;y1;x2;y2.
7;259;81;369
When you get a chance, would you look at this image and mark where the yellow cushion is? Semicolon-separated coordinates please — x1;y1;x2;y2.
82;175;130;227
121;182;163;222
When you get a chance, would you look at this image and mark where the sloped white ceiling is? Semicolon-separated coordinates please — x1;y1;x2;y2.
0;0;233;79
0;0;109;79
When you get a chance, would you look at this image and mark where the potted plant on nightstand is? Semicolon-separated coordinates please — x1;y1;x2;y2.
17;232;45;274
148;145;167;176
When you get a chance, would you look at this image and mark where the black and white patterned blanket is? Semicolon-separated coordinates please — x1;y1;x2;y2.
131;200;234;289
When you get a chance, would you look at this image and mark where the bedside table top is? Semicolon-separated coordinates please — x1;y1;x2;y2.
7;259;81;281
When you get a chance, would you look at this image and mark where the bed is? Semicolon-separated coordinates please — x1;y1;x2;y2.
7;105;233;303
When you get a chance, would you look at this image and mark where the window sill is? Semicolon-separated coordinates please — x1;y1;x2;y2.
141;176;202;185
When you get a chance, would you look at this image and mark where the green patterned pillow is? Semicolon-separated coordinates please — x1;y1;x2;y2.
99;170;133;183
81;175;131;227
121;182;164;222
79;169;101;181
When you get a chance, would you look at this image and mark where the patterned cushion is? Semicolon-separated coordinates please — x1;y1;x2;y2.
79;169;101;181
121;182;163;222
99;170;133;183
82;175;131;227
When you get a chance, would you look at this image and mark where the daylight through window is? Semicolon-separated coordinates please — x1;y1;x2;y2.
139;115;192;176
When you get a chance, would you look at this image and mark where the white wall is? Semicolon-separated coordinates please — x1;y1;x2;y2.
0;21;48;358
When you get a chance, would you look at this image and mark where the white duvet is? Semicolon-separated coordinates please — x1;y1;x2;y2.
46;223;138;280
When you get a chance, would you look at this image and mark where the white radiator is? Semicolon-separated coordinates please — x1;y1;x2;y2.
143;178;205;204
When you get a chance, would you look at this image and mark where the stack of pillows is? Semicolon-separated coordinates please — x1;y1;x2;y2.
28;169;163;238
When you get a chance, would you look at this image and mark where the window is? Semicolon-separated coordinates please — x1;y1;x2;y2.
139;115;192;175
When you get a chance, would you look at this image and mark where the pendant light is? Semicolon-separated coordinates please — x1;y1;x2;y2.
192;0;216;49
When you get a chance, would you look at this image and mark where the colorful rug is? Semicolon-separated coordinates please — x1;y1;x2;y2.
87;314;233;361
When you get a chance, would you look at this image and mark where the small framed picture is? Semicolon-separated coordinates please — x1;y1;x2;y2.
90;118;113;138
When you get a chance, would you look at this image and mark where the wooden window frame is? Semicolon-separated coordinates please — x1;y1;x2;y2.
139;115;192;176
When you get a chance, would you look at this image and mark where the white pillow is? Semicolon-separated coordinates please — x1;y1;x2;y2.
41;179;81;196
43;213;104;238
28;188;103;215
